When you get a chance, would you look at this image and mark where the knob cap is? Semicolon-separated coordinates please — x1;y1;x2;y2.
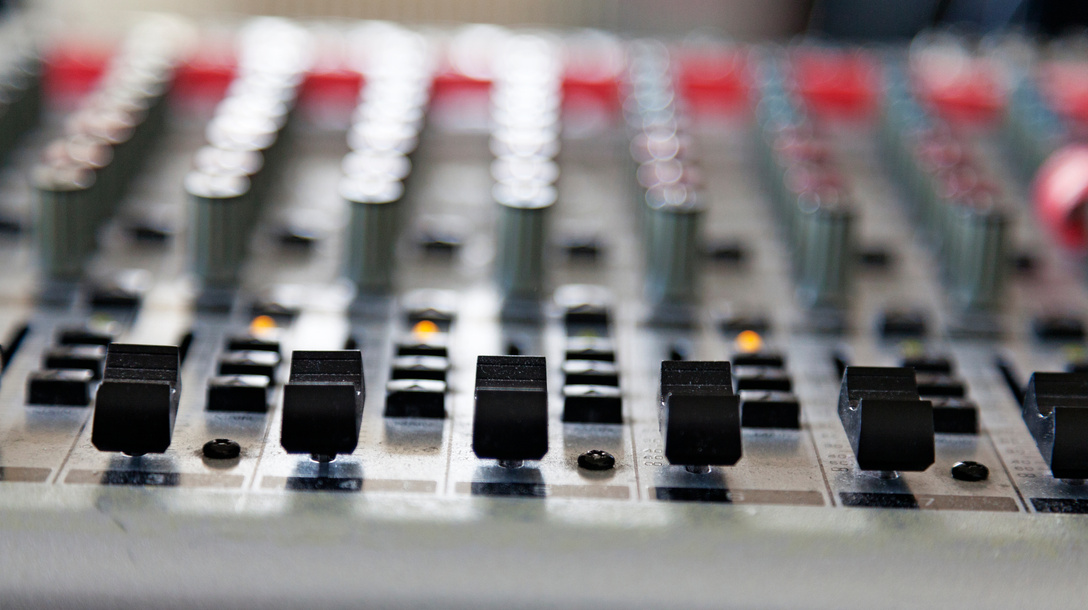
644;184;703;305
472;355;549;462
186;169;252;286
945;200;1008;311
281;351;366;459
794;191;854;309
494;183;555;300
837;366;934;472
1022;372;1088;479
34;160;97;279
659;360;742;466
341;175;403;294
91;344;182;455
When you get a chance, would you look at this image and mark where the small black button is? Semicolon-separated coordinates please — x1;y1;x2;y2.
564;336;615;362
659;361;741;466
719;315;771;335
43;345;106;380
420;239;459;258
1012;252;1037;275
385;379;446;418
396;338;448;358
390;355;450;382
417;228;463;258
662;360;732;389
561;235;602;261
740;390;800;429
88;283;142;309
916;373;966;398
281;350;366;458
472;355;548;461
249;300;299;322
837;366;934;472
901;355;954;374
1021;372;1088;479
124;208;175;245
56;327;114;347
276;224;322;250
1033;315;1086;342
562;385;622;424
562;359;619;387
0;212;22;235
207;375;270;412
878;309;928;338
127;219;173;243
218;350;280;379
406;307;455;331
931;397;979;434
733;366;792;392
703;239;746;263
225;336;281;354
857;246;893;269
27;369;93;406
563;303;610;330
91;344;182;455
0;214;20;235
732;351;785;368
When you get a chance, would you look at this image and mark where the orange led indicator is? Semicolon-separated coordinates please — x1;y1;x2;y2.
412;319;440;341
735;330;763;353
249;315;277;337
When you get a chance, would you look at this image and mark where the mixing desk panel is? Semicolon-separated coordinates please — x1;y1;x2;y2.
3;10;1088;608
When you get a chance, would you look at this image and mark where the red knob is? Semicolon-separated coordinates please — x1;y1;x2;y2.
1034;144;1088;249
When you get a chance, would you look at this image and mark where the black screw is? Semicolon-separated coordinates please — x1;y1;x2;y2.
203;438;241;460
578;449;616;471
951;461;989;482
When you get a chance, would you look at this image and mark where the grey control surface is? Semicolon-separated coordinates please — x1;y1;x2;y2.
0;15;1087;609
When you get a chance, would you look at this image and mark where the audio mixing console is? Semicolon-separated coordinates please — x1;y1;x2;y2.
3;9;1088;608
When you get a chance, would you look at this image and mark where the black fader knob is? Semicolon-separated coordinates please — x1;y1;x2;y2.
91;344;181;455
281;351;366;460
1022;372;1088;479
659;360;742;467
472;355;548;463
837;366;934;472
